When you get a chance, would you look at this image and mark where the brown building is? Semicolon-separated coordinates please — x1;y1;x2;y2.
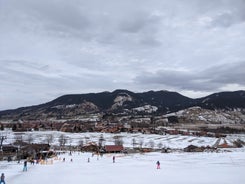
104;145;124;153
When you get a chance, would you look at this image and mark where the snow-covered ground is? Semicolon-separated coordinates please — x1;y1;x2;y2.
2;150;245;184
1;130;245;183
2;130;245;149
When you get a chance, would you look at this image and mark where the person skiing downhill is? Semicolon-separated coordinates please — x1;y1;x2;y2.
23;160;27;171
156;161;160;169
113;156;115;163
0;173;6;184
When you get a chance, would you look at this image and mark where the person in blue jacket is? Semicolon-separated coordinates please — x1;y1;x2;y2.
0;173;6;184
23;160;27;171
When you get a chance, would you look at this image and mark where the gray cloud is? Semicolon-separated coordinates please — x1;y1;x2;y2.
134;61;245;92
0;0;245;110
204;61;245;85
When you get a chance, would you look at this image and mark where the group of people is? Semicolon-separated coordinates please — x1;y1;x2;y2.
112;155;160;169
0;160;28;184
1;156;161;184
89;154;159;168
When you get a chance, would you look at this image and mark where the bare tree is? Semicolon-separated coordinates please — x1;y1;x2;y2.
114;135;123;146
139;139;144;148
148;140;155;149
46;134;54;145
85;137;90;144
157;142;163;149
26;134;34;144
98;134;105;148
79;139;84;147
68;137;72;145
0;124;4;131
0;136;7;153
58;134;67;147
14;135;23;145
132;138;137;148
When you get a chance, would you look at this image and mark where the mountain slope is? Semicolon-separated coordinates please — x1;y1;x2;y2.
196;90;245;109
0;90;244;120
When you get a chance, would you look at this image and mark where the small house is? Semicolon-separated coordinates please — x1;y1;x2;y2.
104;145;124;153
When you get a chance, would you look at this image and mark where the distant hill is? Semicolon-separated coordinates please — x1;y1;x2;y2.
0;90;245;120
196;91;245;109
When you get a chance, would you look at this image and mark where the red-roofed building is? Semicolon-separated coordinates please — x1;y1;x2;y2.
104;145;124;153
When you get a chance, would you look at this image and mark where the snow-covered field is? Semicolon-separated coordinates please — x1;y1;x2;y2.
2;130;245;149
2;150;245;184
1;130;245;184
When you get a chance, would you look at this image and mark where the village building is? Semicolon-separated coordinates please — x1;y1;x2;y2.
104;145;124;153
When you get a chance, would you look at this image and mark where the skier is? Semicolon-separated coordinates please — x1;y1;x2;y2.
30;159;35;165
113;156;115;163
156;161;160;169
0;173;5;184
23;160;27;171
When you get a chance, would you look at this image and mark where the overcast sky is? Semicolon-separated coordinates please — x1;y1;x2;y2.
0;0;245;110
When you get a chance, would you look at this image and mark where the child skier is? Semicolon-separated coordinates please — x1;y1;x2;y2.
156;161;160;169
